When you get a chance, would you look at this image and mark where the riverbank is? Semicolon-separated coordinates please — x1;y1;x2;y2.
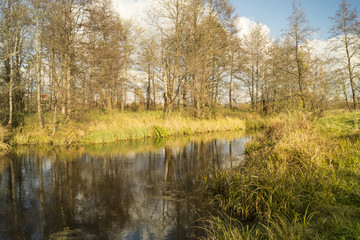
202;110;360;239
8;110;246;145
0;122;250;239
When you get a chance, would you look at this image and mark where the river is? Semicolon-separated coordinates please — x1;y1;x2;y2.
0;132;250;240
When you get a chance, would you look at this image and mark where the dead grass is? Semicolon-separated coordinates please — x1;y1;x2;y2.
10;110;246;145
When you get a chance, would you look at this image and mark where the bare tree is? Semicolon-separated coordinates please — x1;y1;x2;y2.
34;0;44;128
1;0;28;126
242;23;271;112
330;0;360;110
285;1;316;110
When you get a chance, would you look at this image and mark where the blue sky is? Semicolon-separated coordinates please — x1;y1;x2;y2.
233;0;360;40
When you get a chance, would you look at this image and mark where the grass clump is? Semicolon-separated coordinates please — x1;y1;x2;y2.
10;113;84;145
202;111;360;239
154;125;169;138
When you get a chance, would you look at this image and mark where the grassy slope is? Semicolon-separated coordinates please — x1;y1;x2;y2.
10;110;246;145
202;111;360;239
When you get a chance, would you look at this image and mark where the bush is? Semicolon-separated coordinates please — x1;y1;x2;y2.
0;125;9;150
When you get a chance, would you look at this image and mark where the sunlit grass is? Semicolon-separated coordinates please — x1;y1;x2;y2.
202;111;360;239
316;110;360;137
9;110;246;145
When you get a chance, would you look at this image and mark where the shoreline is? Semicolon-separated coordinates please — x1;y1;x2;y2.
5;110;248;147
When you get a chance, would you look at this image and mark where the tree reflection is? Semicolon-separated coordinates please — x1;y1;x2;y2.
0;133;249;239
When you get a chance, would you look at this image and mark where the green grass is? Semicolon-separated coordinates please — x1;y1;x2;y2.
316;110;360;137
202;111;360;239
9;110;246;145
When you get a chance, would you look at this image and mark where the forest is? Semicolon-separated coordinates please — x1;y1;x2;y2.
0;0;358;130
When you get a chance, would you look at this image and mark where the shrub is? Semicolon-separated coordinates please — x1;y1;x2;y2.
0;125;9;150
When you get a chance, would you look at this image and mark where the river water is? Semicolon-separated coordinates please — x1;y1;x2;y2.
0;132;250;240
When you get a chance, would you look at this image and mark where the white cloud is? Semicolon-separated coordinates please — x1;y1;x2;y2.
308;36;360;60
112;0;151;23
307;35;360;75
307;39;331;58
112;2;272;37
235;17;271;38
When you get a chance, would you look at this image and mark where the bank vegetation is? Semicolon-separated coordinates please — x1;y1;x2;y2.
202;110;360;239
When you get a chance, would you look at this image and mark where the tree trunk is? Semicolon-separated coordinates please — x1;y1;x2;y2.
161;31;170;117
255;63;259;112
195;75;201;118
66;53;71;118
344;34;357;110
146;64;151;110
51;49;58;140
8;55;13;126
152;69;156;109
178;81;183;112
229;57;233;109
163;68;170;116
251;66;255;109
106;81;112;110
65;0;72;118
342;82;351;112
295;43;306;109
120;57;126;112
36;0;43;128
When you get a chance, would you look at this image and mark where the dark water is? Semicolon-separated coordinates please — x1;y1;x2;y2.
0;132;250;240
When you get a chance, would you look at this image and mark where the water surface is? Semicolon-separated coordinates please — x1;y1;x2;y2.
0;132;250;239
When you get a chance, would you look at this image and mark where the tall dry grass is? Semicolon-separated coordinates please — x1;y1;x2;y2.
10;110;246;145
202;111;360;239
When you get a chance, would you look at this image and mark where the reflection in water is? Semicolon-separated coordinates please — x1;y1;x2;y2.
0;133;250;240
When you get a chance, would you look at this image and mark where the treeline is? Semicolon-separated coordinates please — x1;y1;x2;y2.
0;0;359;127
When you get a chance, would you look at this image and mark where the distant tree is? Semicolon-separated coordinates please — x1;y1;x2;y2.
119;20;134;112
139;34;158;110
330;0;360;110
285;1;316;110
242;23;271;112
227;27;242;109
33;0;45;128
1;0;29;126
